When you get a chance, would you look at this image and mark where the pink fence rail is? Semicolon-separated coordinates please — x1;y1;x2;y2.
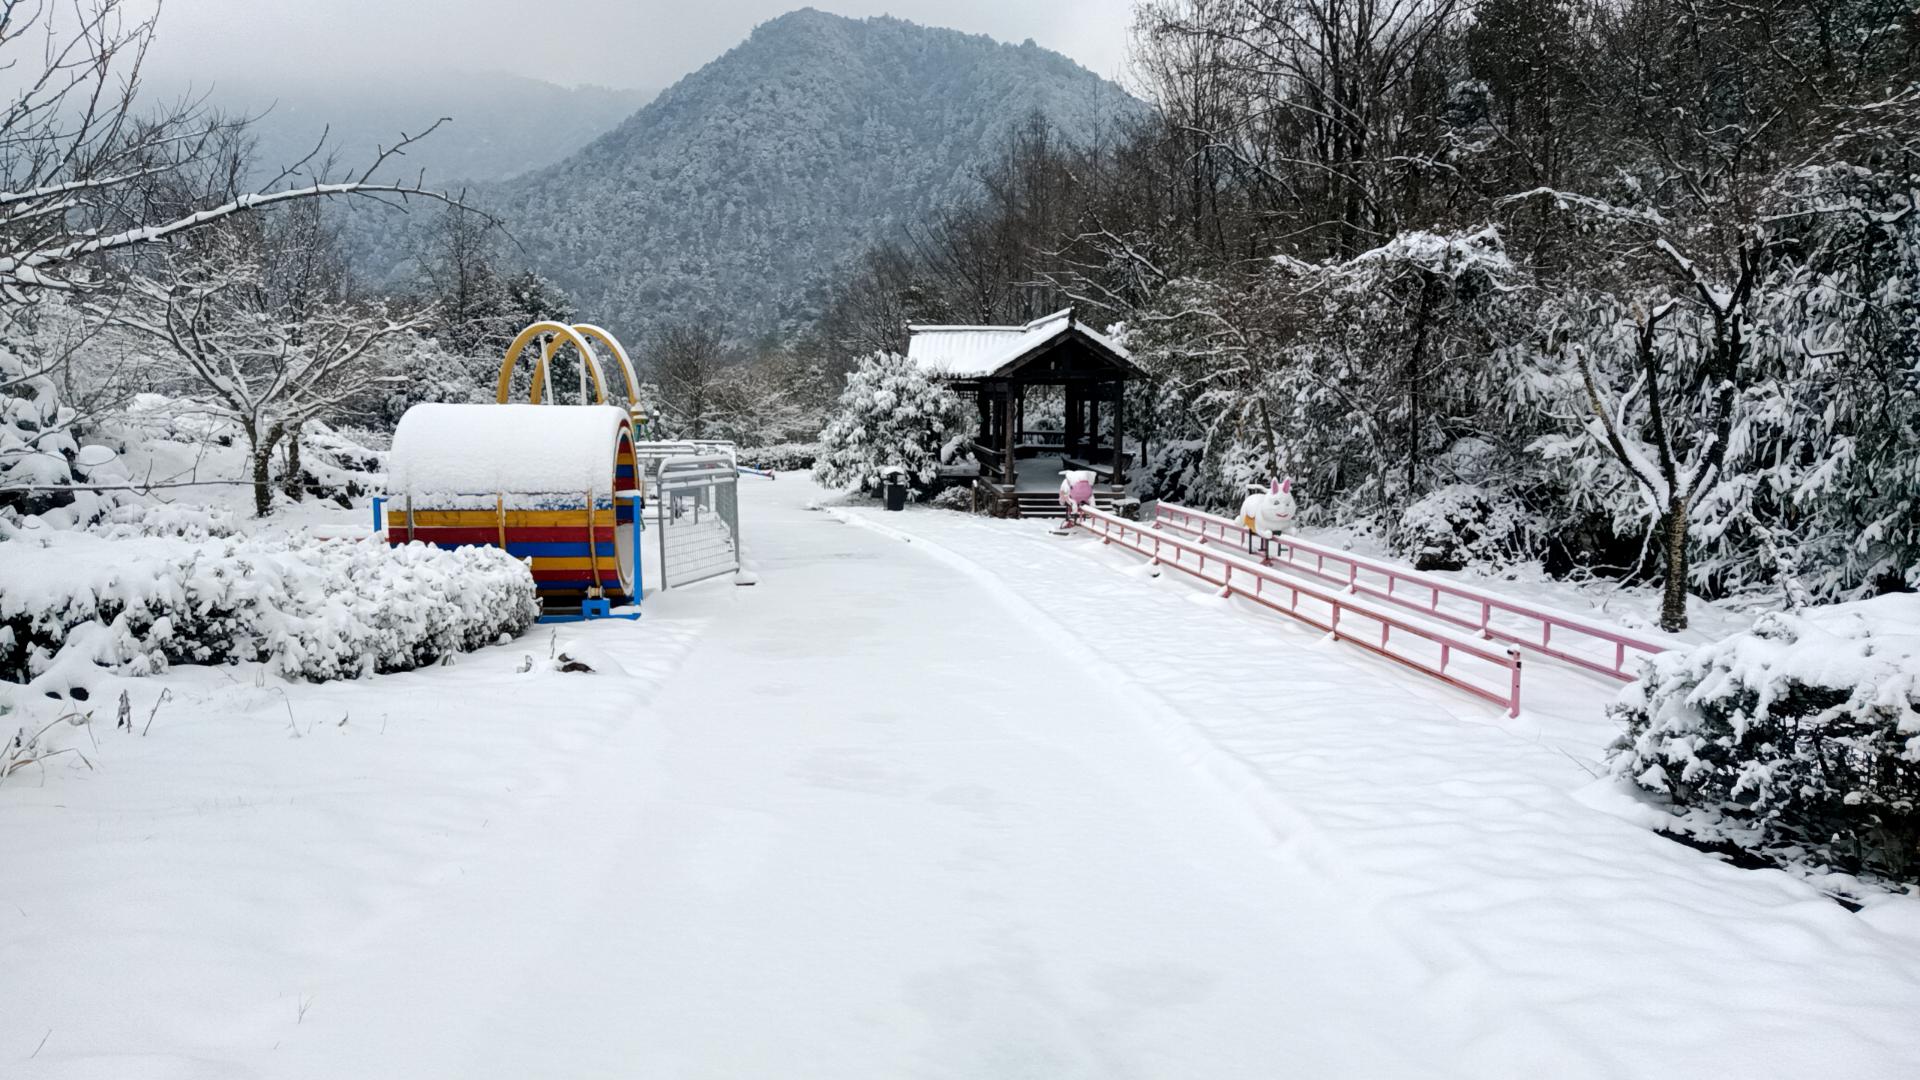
1152;503;1673;681
1075;507;1524;717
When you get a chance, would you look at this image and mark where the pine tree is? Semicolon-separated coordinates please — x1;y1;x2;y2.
813;352;972;496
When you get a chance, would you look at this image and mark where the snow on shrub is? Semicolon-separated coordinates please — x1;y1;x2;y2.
85;502;242;541
0;531;537;688
928;484;976;511
0;337;83;514
813;351;971;496
1394;484;1533;571
739;441;820;472
1609;594;1920;881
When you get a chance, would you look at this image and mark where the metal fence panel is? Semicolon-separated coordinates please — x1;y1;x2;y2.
650;455;740;589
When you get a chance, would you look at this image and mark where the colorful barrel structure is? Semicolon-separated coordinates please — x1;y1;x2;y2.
385;403;641;612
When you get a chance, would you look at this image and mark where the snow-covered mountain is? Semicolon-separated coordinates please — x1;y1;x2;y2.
162;70;655;186
466;8;1140;338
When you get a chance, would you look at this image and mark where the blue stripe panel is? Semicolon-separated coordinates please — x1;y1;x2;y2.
506;541;615;557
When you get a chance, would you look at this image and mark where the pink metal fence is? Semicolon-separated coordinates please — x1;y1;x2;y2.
1074;507;1525;716
1152;503;1673;681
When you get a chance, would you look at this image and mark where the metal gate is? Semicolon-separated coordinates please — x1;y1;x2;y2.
650;455;740;588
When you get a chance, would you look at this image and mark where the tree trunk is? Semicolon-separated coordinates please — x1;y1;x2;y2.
1660;499;1691;632
282;429;304;501
1405;270;1441;504
1256;396;1279;481
251;443;275;518
246;422;285;518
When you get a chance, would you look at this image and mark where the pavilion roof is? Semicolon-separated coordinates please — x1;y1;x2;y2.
905;309;1137;380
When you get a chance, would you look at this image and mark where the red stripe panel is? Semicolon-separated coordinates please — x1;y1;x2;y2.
399;526;616;545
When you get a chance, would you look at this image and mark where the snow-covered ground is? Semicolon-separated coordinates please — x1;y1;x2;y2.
6;475;1920;1078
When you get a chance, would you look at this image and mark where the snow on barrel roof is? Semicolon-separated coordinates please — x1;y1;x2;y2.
389;404;630;496
906;308;1133;378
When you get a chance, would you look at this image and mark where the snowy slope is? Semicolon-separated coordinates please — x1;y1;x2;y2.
5;476;1919;1077
418;9;1140;337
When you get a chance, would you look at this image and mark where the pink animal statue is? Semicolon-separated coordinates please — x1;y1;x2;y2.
1058;469;1097;522
1237;477;1297;559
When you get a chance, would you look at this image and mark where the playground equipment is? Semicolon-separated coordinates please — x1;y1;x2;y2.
1236;478;1297;560
495;321;651;433
382;322;656;620
1053;469;1096;534
386;404;641;617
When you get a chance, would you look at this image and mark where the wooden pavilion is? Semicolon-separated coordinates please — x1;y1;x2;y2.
906;309;1143;517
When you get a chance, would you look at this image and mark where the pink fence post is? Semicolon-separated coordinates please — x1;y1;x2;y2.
1507;652;1523;717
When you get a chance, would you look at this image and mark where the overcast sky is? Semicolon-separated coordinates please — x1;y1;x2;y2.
140;1;1139;91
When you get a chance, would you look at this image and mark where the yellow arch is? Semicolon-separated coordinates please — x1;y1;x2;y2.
496;322;609;405
570;324;642;408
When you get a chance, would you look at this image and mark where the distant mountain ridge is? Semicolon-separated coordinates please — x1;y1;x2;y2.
476;8;1142;340
154;70;656;186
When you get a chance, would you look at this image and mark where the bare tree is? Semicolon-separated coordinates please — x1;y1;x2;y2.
1135;0;1467;260
1568;235;1769;632
413;206;513;357
0;1;472;304
112;220;428;516
649;321;732;439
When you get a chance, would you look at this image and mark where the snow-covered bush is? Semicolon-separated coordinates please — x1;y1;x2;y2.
291;422;385;505
928;484;976;512
813;351;972;496
0;335;84;515
0;531;537;687
739;441;820;471
87;503;241;541
1394;484;1533;571
1610;594;1920;881
365;339;494;427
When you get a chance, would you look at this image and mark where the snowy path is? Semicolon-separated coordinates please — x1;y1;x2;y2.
255;480;1451;1078
8;477;1920;1078
829;497;1920;1078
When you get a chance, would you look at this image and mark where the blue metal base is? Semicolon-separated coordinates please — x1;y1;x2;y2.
538;598;642;624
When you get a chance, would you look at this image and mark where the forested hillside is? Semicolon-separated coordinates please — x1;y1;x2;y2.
478;8;1140;336
815;0;1920;630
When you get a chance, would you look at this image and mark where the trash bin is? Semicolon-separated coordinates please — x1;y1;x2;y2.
880;466;909;511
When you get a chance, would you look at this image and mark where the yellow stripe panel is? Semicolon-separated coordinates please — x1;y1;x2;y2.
528;556;615;572
404;508;597;528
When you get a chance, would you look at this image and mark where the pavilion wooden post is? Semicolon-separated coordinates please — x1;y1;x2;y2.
1112;380;1127;484
1087;386;1101;459
1065;384;1082;459
1002;382;1016;486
